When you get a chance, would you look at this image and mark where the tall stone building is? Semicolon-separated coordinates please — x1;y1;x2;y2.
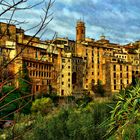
0;21;139;96
75;20;136;94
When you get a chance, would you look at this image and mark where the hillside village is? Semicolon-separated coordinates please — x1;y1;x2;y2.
0;21;140;96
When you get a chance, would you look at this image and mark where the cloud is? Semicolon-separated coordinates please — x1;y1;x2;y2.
1;0;140;44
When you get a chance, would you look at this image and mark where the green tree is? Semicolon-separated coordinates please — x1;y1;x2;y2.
0;86;21;120
19;62;31;93
31;97;54;115
18;62;32;114
108;80;140;140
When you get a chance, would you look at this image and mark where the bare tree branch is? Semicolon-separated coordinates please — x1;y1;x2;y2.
0;0;55;71
0;0;26;17
0;99;32;120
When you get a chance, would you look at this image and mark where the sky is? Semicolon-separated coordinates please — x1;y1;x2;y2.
1;0;140;44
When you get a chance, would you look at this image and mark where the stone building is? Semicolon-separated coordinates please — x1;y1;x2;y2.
75;20;136;94
0;22;56;95
0;21;139;96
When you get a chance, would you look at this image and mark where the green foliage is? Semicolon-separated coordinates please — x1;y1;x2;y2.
39;93;60;106
1;99;112;140
31;97;54;115
75;94;92;108
97;80;106;97
18;62;32;114
0;86;21;120
46;108;69;140
0;63;32;120
91;80;106;97
108;80;140;139
19;62;31;93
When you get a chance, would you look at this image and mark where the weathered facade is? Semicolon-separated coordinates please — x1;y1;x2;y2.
0;21;139;96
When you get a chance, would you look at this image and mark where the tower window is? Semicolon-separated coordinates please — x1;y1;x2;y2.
114;85;116;90
61;90;64;96
120;65;122;71
113;65;116;71
114;73;116;78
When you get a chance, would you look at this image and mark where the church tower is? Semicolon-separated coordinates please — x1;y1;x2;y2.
76;20;85;43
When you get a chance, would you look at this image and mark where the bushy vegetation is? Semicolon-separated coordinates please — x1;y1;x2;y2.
107;80;140;140
0;97;111;140
0;80;140;140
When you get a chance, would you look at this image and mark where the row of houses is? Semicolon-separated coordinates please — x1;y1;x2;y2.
0;21;139;96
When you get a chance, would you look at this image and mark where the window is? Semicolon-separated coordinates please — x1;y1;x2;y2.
62;82;64;85
68;66;70;69
114;80;116;84
62;65;64;69
114;85;116;90
114;73;116;78
62;74;64;78
126;66;129;71
120;73;122;78
61;90;64;96
98;59;100;64
132;71;134;74
68;78;70;82
97;50;99;57
72;72;76;84
33;64;36;67
44;72;46;77
126;73;129;78
120;65;122;71
68;84;70;87
92;72;94;75
113;65;116;71
62;59;65;63
36;85;39;91
68;72;70;76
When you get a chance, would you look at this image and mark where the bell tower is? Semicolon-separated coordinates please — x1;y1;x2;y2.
76;20;85;43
